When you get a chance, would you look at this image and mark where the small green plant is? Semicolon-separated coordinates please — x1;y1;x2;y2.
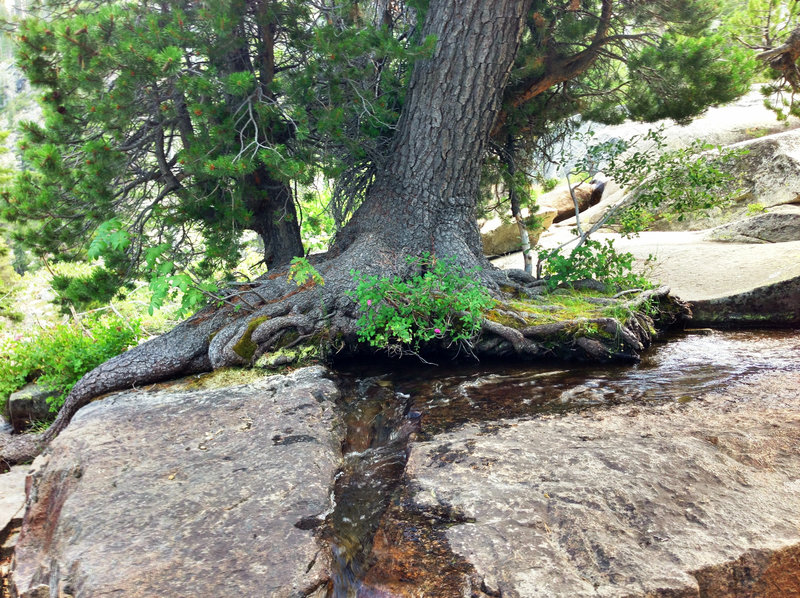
538;238;652;291
287;256;324;287
746;202;767;216
348;253;494;354
0;315;142;416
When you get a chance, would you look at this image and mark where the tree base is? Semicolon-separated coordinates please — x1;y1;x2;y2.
0;245;690;466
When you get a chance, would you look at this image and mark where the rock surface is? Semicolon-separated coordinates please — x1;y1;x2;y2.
5;383;57;432
405;371;800;597
480;208;557;256
10;366;342;598
708;205;800;243
690;275;800;326
0;466;27;535
538;182;598;224
495;228;800;303
574;127;800;233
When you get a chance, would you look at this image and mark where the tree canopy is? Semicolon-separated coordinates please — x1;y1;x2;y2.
0;0;756;310
722;0;800;118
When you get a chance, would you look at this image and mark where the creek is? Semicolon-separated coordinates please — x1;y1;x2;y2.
322;329;800;597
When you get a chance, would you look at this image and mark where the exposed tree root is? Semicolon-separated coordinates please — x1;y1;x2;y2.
1;245;690;467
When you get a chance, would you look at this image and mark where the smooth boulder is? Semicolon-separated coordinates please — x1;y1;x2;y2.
708;205;800;243
11;366;342;598
690;274;800;326
5;383;57;432
480;208;557;256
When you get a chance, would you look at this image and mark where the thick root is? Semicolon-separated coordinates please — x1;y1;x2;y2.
0;252;690;467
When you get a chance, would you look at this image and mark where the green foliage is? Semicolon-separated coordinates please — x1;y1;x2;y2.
50;267;128;314
721;0;800;118
0;237;22;324
623;34;756;124
348;254;494;353
287;256;324;287
485;0;755;219
746;202;767;216
1;0;425;306
576;129;748;233
299;188;336;252
538;238;651;292
0;315;141;414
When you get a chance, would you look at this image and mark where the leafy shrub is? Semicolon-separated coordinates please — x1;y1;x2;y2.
287;256;324;287
538;238;652;291
0;315;141;415
746;202;767;216
0;237;22;324
348;254;494;353
575;130;748;235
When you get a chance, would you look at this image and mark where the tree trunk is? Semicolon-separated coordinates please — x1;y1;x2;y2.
334;0;532;270
245;167;304;269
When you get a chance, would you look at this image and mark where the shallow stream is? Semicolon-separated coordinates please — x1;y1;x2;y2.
324;329;800;596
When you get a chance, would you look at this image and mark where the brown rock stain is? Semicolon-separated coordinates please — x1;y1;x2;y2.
692;544;800;597
358;501;480;597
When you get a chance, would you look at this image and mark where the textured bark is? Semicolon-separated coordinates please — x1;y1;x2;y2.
758;26;800;93
335;0;532;270
245;168;304;268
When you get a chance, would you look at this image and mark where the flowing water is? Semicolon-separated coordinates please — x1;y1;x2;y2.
324;329;800;596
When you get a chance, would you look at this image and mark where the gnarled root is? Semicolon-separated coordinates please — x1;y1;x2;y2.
0;256;689;466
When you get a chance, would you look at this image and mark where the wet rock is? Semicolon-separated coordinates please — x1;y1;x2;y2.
5;383;57;432
690;274;800;326
405;371;800;597
11;366;342;598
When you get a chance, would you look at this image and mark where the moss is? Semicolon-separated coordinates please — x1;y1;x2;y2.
497;291;612;326
499;284;518;296
256;344;320;370
275;330;301;350
485;308;527;328
231;316;270;361
181;367;273;390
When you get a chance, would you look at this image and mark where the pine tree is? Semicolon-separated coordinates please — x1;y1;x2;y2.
0;0;760;462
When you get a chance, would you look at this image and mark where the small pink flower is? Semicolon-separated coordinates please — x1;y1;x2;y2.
367;299;372;307
434;328;441;334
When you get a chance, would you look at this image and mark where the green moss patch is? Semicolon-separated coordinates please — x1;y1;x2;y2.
490;289;635;328
231;316;270;361
180;367;274;390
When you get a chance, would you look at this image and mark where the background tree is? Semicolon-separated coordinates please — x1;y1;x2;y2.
722;0;800;118
3;0;314;290
484;0;755;271
1;0;430;310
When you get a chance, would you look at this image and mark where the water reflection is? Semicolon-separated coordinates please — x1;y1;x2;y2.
377;330;800;436
326;329;800;595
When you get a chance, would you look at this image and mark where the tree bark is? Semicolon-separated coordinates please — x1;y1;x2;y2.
335;0;532;270
245;167;304;268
